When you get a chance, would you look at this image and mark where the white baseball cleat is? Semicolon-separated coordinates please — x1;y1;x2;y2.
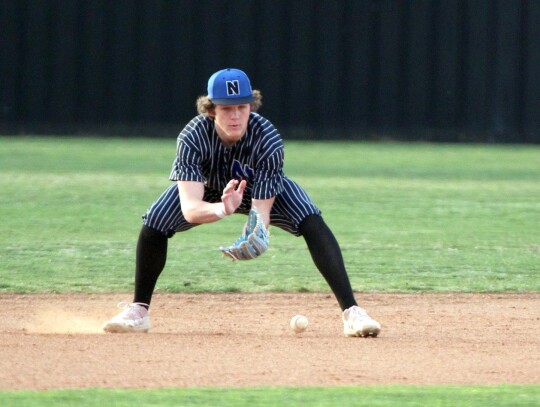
102;302;151;333
342;305;381;337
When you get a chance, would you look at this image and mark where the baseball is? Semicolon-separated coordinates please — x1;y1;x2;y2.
290;314;308;333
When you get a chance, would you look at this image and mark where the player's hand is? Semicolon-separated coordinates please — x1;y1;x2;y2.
221;179;246;215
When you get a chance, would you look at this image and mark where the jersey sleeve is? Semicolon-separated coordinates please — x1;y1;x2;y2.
251;121;285;200
169;118;207;183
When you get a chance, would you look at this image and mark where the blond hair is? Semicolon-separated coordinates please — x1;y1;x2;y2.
196;90;263;116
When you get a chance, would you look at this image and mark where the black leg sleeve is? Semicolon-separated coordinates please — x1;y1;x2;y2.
133;225;168;307
299;215;357;311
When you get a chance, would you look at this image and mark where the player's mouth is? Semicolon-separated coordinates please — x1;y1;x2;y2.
228;124;243;133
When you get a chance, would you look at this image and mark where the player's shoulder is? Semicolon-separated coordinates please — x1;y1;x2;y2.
249;112;270;125
248;112;279;136
247;113;283;157
185;114;213;131
178;115;213;141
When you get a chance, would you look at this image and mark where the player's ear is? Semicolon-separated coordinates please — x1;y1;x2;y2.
208;104;217;119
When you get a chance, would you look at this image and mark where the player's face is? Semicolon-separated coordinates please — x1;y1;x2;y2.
213;104;251;146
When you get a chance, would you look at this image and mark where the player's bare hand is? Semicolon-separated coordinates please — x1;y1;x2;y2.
221;179;246;215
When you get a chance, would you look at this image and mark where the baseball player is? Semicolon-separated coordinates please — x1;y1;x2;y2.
102;68;381;337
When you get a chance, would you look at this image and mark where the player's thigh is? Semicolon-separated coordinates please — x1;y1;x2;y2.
270;178;321;236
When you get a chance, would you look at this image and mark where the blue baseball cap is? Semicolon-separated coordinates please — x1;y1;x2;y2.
207;68;256;105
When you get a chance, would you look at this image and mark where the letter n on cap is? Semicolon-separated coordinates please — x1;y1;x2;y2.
226;80;240;96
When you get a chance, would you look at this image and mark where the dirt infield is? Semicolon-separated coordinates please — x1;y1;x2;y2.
0;292;539;390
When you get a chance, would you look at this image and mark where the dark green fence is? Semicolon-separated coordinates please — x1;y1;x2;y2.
1;0;539;142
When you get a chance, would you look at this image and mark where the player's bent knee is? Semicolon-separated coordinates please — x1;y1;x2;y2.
140;225;170;240
299;214;326;234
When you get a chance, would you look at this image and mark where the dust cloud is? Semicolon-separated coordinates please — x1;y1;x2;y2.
24;308;104;334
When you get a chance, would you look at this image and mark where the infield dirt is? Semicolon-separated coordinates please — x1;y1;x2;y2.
0;292;538;389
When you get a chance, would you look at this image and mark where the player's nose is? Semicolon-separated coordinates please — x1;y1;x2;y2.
230;107;241;119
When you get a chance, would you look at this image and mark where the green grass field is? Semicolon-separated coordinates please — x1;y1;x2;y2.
1;137;538;293
1;385;539;407
1;136;539;405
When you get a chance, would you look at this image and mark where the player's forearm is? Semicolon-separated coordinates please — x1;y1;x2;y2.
182;201;229;224
178;180;228;224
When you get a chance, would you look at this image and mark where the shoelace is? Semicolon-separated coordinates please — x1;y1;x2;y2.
348;306;369;321
116;302;149;318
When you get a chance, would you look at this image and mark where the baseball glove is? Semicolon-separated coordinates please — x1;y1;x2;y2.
220;207;269;261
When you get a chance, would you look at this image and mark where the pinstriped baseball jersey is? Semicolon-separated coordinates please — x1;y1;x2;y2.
169;113;284;201
143;112;320;236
